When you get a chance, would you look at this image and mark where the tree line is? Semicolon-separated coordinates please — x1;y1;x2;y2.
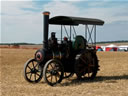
96;40;128;44
0;43;36;45
0;40;128;45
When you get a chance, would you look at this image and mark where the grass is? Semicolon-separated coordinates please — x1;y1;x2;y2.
0;48;128;96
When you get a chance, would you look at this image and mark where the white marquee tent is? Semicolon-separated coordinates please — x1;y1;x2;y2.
118;45;128;51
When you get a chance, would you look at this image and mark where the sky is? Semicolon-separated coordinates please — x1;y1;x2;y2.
0;0;128;44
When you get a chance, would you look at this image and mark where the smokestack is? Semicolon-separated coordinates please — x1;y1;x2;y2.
42;11;50;49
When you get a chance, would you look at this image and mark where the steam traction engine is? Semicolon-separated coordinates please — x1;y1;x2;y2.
23;12;104;86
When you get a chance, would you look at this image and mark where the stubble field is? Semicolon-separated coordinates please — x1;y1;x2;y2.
0;48;128;96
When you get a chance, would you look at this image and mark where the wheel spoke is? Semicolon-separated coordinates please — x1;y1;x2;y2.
26;71;31;74
80;57;86;64
51;75;53;83
30;73;32;80
32;61;35;69
36;73;40;77
50;63;54;69
34;63;38;69
56;72;60;77
36;70;40;73
27;65;32;70
55;75;57;82
47;74;52;78
34;73;36;81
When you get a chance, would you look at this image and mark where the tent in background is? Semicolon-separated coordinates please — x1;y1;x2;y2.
105;44;118;51
101;46;106;51
96;46;103;51
118;45;128;51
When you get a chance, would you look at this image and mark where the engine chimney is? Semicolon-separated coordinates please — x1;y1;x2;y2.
42;11;50;49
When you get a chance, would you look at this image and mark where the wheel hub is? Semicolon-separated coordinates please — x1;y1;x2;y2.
50;70;58;75
31;68;38;74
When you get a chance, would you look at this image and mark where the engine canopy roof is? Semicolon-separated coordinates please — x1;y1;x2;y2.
49;16;104;26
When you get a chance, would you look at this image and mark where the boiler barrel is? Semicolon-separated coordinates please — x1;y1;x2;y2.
46;51;64;60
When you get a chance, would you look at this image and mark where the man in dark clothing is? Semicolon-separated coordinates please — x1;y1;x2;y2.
48;32;58;50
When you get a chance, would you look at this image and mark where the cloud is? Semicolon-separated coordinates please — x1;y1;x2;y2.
1;1;37;15
1;0;33;2
43;1;79;17
1;1;43;43
1;1;128;43
43;1;128;41
43;1;128;24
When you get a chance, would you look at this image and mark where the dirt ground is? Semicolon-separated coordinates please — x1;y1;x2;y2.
0;48;128;96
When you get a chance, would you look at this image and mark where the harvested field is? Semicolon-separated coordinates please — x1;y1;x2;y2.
0;48;128;96
0;45;42;49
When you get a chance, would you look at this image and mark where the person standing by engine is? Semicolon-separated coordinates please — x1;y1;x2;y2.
48;32;58;50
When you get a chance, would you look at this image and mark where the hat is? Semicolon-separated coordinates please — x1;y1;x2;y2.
51;32;56;35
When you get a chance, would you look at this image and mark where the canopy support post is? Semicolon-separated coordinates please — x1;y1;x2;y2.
85;25;96;46
85;25;87;40
94;25;96;46
61;25;63;43
64;26;69;39
73;26;77;36
87;25;94;43
70;25;72;41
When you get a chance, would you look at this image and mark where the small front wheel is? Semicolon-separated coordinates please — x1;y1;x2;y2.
23;59;43;83
43;59;64;86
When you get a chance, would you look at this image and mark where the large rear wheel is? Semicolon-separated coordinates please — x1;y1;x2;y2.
43;59;64;86
75;51;99;80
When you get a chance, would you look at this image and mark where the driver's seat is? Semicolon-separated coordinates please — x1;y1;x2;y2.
73;35;87;50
